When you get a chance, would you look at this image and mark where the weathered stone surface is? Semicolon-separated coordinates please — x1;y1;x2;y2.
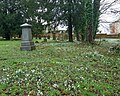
20;23;35;51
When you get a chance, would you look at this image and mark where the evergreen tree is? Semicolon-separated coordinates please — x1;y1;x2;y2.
0;0;24;40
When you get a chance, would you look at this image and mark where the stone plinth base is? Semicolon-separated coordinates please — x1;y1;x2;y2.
20;41;36;51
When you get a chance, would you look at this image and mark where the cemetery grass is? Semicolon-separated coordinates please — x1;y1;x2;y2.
0;40;119;96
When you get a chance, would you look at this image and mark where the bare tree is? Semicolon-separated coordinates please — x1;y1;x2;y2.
100;0;120;14
99;0;120;33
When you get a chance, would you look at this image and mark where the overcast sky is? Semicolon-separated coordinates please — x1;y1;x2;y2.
99;0;120;33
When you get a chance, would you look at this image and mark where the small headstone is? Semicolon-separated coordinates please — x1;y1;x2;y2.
53;32;56;40
44;38;47;42
20;23;36;51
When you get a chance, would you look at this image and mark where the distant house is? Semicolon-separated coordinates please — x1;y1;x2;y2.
96;19;120;39
110;19;120;33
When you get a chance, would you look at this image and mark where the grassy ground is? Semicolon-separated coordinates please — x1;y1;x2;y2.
0;39;120;96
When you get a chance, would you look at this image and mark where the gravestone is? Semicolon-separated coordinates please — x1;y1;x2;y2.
53;32;56;40
20;23;35;51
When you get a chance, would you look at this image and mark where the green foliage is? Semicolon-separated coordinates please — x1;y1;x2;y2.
0;40;119;95
0;0;24;40
0;83;7;94
0;0;101;42
109;44;120;54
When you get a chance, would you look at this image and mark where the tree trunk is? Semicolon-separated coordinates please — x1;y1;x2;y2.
81;34;85;41
93;0;100;39
18;34;21;38
68;0;73;42
88;25;93;43
5;33;11;40
76;31;80;41
68;14;73;42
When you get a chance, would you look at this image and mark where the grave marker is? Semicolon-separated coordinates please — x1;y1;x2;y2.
20;23;35;51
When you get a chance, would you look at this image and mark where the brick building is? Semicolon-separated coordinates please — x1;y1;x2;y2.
110;19;120;33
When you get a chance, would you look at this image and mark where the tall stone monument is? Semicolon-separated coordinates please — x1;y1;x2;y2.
20;23;35;51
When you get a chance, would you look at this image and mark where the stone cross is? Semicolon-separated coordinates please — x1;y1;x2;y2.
20;23;35;51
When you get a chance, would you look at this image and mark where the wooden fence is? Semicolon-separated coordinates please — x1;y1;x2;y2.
96;33;120;39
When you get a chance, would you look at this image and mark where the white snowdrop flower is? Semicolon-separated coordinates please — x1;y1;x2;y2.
25;78;27;80
53;84;59;88
93;71;95;73
81;67;84;70
16;69;22;73
94;51;98;54
85;67;88;70
3;68;6;71
77;68;81;71
38;78;41;82
64;83;67;87
80;76;84;80
24;62;27;64
114;73;116;75
19;69;22;72
71;84;75;89
7;74;9;77
64;80;67;86
37;83;40;89
25;74;29;77
16;71;18;73
68;84;71;88
54;72;56;75
31;69;35;73
16;75;18;78
37;90;43;96
72;85;76;89
77;84;80;87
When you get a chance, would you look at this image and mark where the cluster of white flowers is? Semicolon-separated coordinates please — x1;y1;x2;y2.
31;69;35;73
37;90;43;96
64;79;76;91
52;83;59;88
16;69;22;74
80;76;85;80
82;51;104;58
